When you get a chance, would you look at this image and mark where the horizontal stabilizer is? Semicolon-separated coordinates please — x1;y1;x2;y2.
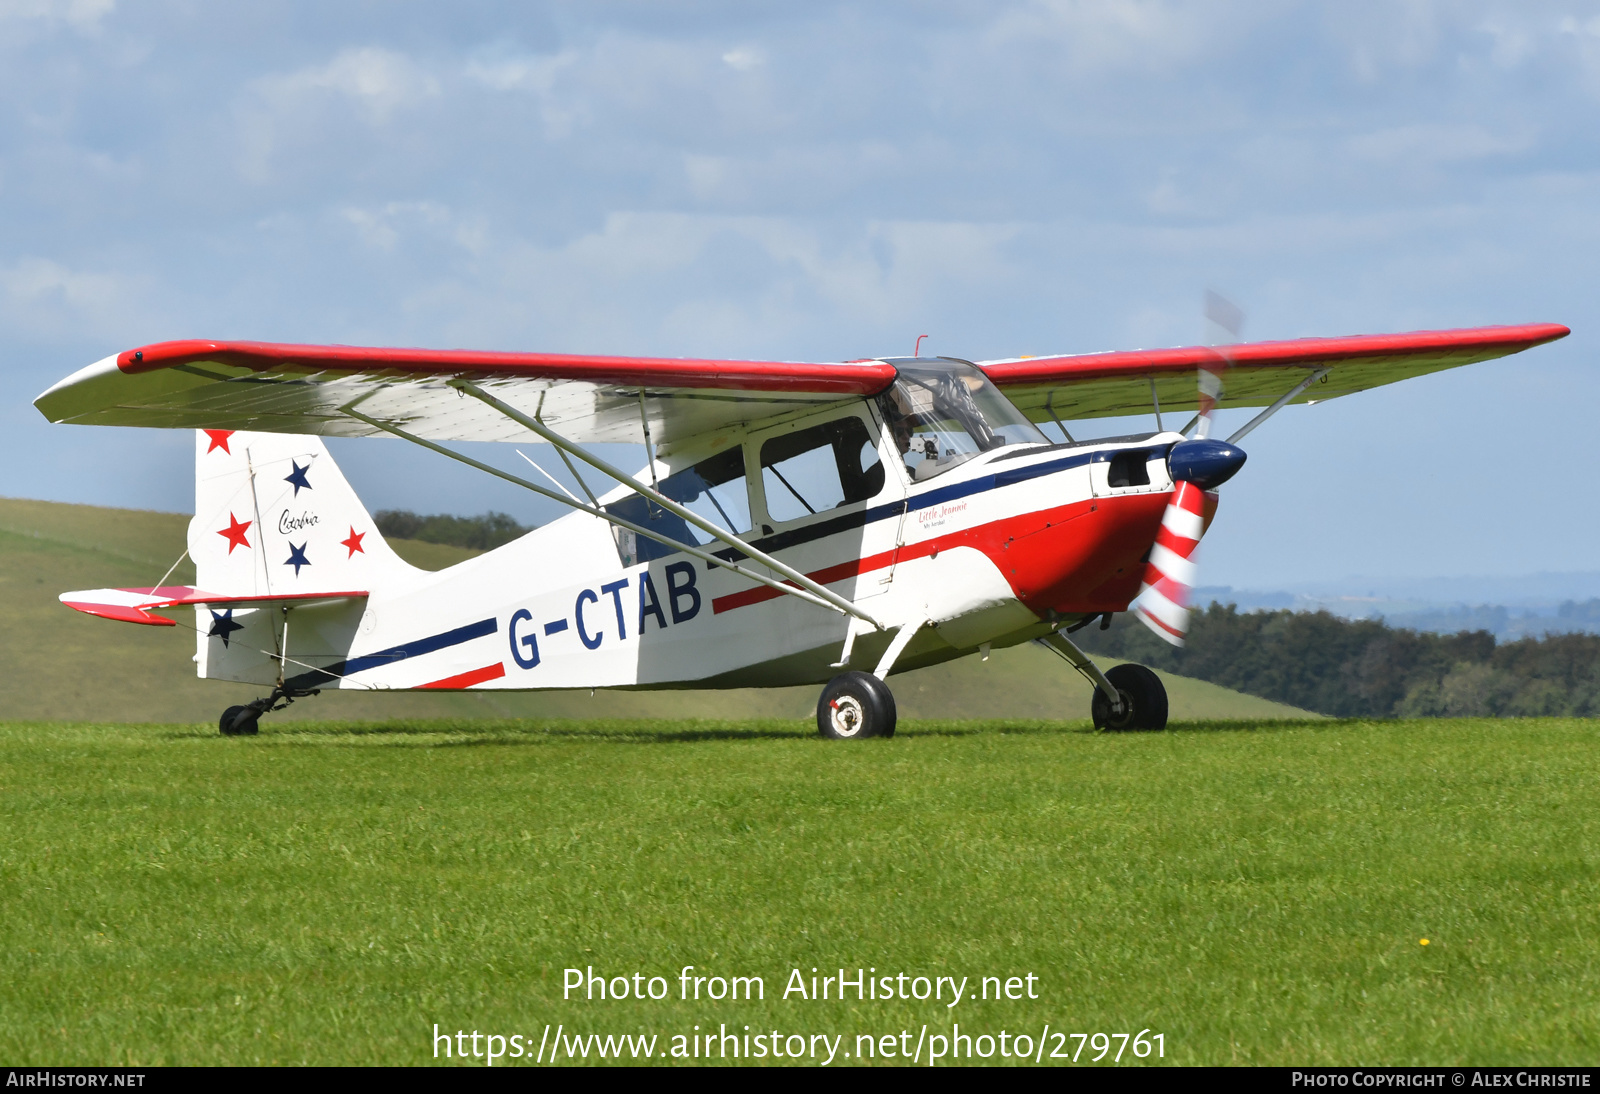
61;586;368;627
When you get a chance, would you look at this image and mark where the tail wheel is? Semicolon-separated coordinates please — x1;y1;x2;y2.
817;672;897;740
219;705;260;737
1091;664;1168;732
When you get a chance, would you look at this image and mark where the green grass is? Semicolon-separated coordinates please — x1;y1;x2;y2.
2;715;1596;1066
0;495;1314;724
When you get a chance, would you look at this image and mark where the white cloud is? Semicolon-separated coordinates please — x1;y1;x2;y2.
1558;14;1600;93
464;49;574;93
981;0;1234;74
369;210;1024;359
0;257;152;341
258;46;439;121
464;48;588;137
1347;123;1532;166
339;201;486;255
721;45;765;71
462;33;787;144
0;0;114;28
233;46;440;181
1478;18;1540;68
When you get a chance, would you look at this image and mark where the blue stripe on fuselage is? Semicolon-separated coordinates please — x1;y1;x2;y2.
342;616;499;675
284;616;498;690
711;445;1120;564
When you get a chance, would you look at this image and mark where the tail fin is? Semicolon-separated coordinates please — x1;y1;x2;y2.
189;429;413;597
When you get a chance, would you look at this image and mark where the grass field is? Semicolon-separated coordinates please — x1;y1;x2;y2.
2;715;1597;1066
0;496;1315;724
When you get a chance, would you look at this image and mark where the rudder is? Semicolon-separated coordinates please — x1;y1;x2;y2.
189;429;413;598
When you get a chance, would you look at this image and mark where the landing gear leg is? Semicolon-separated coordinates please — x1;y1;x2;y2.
219;685;321;737
1036;630;1169;731
817;618;923;740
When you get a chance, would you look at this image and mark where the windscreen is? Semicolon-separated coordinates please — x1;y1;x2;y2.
877;360;1047;482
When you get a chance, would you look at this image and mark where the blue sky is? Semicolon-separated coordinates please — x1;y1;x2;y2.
3;1;1596;588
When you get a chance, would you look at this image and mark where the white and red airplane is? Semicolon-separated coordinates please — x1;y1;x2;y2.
34;321;1567;738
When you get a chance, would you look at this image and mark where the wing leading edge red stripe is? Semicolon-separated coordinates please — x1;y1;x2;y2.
979;323;1569;387
114;340;898;396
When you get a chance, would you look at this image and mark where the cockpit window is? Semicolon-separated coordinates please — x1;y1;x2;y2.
759;416;884;524
877;359;1047;482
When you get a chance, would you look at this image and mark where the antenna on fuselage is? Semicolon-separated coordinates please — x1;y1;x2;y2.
913;334;929;357
516;449;583;505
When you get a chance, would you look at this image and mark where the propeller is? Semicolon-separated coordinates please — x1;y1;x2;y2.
1129;293;1248;646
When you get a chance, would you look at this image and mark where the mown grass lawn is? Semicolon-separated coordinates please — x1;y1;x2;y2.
1;716;1596;1066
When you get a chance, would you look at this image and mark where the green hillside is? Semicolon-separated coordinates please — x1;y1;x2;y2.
0;497;1315;725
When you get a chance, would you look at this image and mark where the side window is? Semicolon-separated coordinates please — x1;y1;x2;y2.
760;416;884;524
606;446;752;566
1107;450;1153;488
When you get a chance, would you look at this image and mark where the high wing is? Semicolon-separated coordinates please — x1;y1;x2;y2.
979;323;1569;422
33;323;1568;444
33;340;898;446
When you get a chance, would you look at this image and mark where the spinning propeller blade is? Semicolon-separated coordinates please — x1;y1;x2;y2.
1130;295;1247;646
1129;478;1207;645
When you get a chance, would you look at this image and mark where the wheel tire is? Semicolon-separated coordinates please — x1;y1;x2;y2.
1091;664;1168;732
219;705;259;737
817;671;897;740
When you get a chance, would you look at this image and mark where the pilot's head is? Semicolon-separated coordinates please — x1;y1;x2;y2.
892;419;912;454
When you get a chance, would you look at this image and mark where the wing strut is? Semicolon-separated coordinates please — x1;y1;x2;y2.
1044;390;1074;444
1226;368;1330;444
340;405;882;626
447;379;886;630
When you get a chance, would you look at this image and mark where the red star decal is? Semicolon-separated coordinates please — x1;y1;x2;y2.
341;527;366;558
204;430;235;454
217;513;252;554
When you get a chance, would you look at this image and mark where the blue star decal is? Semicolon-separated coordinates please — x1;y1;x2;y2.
284;541;311;575
208;608;244;647
284;460;312;496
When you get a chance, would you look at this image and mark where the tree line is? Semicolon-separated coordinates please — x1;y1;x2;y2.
373;510;533;551
1077;603;1600;718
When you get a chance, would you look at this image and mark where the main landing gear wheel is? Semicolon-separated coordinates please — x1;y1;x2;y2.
1091;663;1168;732
817;671;897;740
219;704;260;737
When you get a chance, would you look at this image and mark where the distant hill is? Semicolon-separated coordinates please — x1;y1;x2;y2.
1196;574;1600;641
0;497;1315;725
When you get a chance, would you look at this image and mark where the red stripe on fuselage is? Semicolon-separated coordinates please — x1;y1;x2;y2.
419;662;506;689
710;490;1173;617
713;548;898;614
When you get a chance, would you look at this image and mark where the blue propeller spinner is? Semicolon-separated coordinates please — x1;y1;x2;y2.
1166;438;1246;490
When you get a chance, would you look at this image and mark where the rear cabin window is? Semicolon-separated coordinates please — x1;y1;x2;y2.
606;447;752;566
759;417;885;524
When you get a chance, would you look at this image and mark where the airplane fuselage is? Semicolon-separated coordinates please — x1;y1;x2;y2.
198;418;1199;694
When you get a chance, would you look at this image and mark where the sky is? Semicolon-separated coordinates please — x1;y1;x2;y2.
2;0;1597;589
